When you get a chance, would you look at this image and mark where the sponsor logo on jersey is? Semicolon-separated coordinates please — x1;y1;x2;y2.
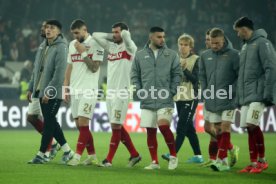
71;53;93;62
107;51;131;62
97;50;104;56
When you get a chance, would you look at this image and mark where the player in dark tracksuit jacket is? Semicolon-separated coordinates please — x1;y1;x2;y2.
199;28;239;172
234;17;276;173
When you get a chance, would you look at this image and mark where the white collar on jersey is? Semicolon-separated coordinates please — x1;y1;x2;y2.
82;34;92;44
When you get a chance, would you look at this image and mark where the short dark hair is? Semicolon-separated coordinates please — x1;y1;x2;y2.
46;19;62;30
70;19;86;30
210;28;224;38
112;22;129;31
233;17;254;30
206;29;211;35
150;26;164;33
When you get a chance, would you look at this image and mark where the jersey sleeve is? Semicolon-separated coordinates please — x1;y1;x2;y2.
92;32;113;53
121;30;137;55
91;40;104;62
67;42;73;64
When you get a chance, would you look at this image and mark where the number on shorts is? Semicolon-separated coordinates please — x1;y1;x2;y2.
115;110;121;119
252;110;259;120
83;103;92;113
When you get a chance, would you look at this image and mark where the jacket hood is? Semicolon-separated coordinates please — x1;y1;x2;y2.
247;29;267;42
213;36;233;54
42;34;67;46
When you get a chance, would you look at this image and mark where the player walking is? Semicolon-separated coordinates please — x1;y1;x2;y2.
93;22;141;167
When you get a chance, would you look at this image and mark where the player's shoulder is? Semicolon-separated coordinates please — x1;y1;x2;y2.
90;37;104;48
135;48;147;57
256;37;272;47
229;48;239;55
164;47;178;56
200;49;212;58
69;39;77;47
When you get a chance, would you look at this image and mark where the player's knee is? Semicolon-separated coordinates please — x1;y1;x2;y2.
27;115;38;124
78;116;90;127
247;123;257;131
111;123;122;130
157;119;170;126
221;122;231;132
204;124;211;133
214;123;221;130
204;122;213;134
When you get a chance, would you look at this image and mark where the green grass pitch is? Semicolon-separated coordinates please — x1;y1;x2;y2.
0;131;275;184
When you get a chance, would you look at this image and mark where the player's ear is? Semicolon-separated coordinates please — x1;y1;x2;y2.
149;33;153;41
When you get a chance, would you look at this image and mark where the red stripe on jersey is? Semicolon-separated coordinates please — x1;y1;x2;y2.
71;53;93;62
107;51;131;62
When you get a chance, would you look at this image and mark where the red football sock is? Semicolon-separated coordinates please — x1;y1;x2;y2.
29;118;44;134
216;134;222;144
254;126;265;158
86;130;95;155
159;125;176;157
248;128;258;163
209;141;218;160
76;126;90;155
147;128;158;164
46;138;53;152
218;132;230;160
106;129;121;163
121;126;139;157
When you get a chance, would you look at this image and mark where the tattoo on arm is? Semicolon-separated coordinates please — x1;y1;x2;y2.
83;57;100;73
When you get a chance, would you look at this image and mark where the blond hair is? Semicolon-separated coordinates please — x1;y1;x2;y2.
178;34;195;48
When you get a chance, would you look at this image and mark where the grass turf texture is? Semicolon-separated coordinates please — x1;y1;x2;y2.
0;131;275;184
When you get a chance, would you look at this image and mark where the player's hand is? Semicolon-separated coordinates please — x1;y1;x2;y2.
27;91;32;103
181;60;187;69
42;95;49;104
74;41;86;53
64;93;70;104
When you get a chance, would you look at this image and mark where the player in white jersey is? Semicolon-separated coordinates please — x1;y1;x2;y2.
93;22;141;167
64;19;104;166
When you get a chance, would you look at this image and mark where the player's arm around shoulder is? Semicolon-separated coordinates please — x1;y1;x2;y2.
92;32;112;52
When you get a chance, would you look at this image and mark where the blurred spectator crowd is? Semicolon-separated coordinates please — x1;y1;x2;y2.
0;0;275;86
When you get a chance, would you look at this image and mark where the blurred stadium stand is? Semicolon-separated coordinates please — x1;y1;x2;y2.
0;0;275;99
